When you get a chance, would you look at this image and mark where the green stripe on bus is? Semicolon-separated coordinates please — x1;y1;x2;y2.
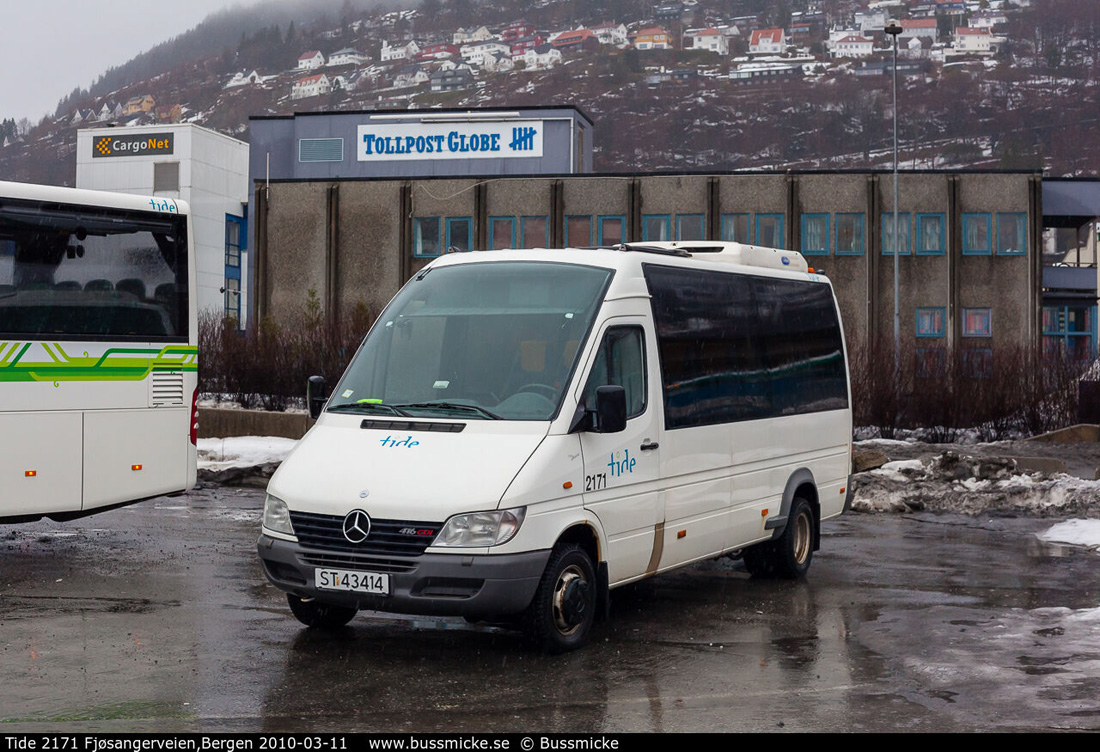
0;343;197;383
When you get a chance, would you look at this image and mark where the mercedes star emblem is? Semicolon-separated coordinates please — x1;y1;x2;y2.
342;509;371;543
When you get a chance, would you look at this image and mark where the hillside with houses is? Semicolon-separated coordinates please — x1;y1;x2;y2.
3;0;1099;186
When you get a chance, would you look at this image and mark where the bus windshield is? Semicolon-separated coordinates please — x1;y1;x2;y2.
0;198;189;340
330;261;612;421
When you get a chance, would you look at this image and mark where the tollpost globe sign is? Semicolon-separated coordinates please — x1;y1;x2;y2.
357;120;544;162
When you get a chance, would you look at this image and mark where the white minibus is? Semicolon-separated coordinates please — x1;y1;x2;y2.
0;181;198;522
258;242;852;651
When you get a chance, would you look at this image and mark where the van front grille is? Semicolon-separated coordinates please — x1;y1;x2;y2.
298;552;418;574
290;511;440;556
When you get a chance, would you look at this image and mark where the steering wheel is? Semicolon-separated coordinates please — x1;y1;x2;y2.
516;383;558;400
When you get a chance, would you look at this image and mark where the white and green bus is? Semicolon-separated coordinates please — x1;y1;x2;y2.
0;180;198;522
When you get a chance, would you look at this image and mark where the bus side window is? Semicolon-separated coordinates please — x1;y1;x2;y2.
582;326;647;419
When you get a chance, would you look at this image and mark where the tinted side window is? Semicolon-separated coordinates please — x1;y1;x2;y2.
644;265;769;428
643;263;848;429
752;278;849;415
582;326;647;419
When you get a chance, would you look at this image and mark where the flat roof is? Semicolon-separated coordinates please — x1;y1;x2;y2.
250;105;595;127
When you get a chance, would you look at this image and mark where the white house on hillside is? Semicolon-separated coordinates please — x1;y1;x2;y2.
381;40;420;62
523;44;562;70
327;48;367;67
590;22;628;46
954;26;1000;55
453;26;493;44
691;28;729;55
297;51;325;70
749;28;786;55
291;74;331;99
899;19;938;42
833;35;874;58
462;41;511;67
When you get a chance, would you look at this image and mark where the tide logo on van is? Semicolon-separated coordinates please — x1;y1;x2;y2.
379;435;420;448
607;448;636;477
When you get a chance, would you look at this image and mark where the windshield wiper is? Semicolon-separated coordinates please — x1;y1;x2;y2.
327;402;411;417
396;401;502;420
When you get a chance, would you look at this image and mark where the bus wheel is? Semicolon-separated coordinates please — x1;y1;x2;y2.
743;497;815;580
286;593;357;629
524;543;597;653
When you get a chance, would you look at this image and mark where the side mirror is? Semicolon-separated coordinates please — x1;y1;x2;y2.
594;385;627;434
307;375;328;420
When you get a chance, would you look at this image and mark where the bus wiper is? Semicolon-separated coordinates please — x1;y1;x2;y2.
396;401;502;420
327;402;411;417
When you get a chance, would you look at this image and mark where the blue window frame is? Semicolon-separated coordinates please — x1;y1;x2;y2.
835;213;864;255
224;214;245;324
1042;305;1097;361
915;347;946;379
996;212;1026;255
755;214;784;248
916;307;945;337
643;214;671;242
446;217;472;252
676;214;705;241
566;215;593;246
720;213;750;242
963;213;992;255
963;347;993;379
916;213;946;255
521;215;549;247
489;216;515;249
598;215;626;245
413;217;441;257
801;214;830;255
881;212;910;255
962;307;992;337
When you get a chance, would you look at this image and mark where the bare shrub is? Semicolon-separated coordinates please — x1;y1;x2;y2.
198;291;376;411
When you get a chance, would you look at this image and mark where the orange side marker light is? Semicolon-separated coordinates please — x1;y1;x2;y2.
25;470;36;477
677;530;686;539
132;464;143;471
563;481;573;489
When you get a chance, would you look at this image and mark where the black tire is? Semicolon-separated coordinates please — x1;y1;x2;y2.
524;544;597;653
286;593;358;629
742;497;815;580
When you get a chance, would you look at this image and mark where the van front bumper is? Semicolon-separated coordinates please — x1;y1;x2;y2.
257;534;550;619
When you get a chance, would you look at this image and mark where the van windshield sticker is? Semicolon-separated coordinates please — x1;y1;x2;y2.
342;389;354;398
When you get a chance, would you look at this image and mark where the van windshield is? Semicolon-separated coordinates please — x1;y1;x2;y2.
330;261;613;421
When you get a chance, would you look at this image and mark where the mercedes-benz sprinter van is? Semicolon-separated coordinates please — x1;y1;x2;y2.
258;242;853;651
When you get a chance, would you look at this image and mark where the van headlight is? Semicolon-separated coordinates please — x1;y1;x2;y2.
434;507;526;547
263;494;295;536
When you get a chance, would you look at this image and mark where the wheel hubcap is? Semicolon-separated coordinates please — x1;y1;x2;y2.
793;512;811;564
552;565;590;635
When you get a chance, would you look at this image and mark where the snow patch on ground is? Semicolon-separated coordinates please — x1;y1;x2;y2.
197;436;297;471
1038;519;1100;550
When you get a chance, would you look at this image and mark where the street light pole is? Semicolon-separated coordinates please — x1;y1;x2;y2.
885;20;903;387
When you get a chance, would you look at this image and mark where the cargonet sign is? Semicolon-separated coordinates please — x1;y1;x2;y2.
93;133;174;158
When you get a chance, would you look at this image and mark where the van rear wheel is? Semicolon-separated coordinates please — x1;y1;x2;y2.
743;497;815;579
286;593;358;629
524;544;597;653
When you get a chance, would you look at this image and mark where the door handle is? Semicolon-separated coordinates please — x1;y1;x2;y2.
640;441;659;451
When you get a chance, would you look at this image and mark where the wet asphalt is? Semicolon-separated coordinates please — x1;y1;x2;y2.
1;484;1098;733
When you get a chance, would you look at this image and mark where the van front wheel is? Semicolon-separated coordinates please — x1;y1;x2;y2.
743;497;815;579
524;544;597;653
286;593;358;629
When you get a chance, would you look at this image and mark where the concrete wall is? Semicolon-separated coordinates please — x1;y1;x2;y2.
255;170;1042;382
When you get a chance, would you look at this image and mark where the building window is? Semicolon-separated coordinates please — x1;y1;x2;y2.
755;214;784;248
566;215;592;246
720;213;750;243
298;138;344;162
962;307;992;337
643;214;671;241
224;214;245;325
1043;305;1096;362
915;347;946;379
916;307;945;337
153;161;180;193
963;213;992;255
882;212;910;255
963;347;993;379
489;217;515;249
446;217;472;252
916;213;945;255
224;278;241;322
413;217;441;257
997;212;1026;255
598;215;626;245
835;213;864;255
522;215;548;247
676;214;705;241
801;214;830;255
225;216;242;269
